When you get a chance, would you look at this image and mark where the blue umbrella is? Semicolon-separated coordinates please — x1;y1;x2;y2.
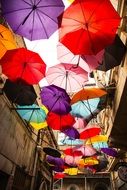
71;98;100;119
61;137;83;146
92;142;108;150
17;104;46;123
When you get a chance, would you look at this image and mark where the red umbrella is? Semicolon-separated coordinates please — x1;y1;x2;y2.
59;0;121;55
54;173;66;179
47;112;75;130
80;124;101;139
0;48;46;84
63;147;83;157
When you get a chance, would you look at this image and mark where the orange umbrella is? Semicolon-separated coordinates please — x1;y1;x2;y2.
0;24;17;59
71;88;107;104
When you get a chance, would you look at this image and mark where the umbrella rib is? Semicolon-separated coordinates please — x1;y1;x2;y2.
22;0;32;6
30;8;36;40
2;7;32;15
37;9;58;24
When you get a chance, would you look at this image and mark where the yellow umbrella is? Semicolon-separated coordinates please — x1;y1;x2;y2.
67;0;75;3
86;135;108;145
30;105;48;130
64;167;78;175
0;24;17;59
78;157;99;167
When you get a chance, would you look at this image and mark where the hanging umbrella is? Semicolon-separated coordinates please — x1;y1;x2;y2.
46;155;64;172
63;147;83;157
84;145;97;157
57;43;103;72
46;63;88;92
3;79;37;106
78;157;99;167
43;147;61;158
79;124;101;140
0;48;46;85
86;135;108;144
30;105;48;130
64;155;82;167
97;35;127;71
59;0;121;55
64;167;78;175
54;173;66;179
62;137;83;146
73;117;88;131
62;127;80;139
71;98;100;119
0;24;17;59
47;112;75;130
1;0;65;41
40;85;71;115
17;104;47;123
92;142;108;149
71;88;107;105
101;148;118;157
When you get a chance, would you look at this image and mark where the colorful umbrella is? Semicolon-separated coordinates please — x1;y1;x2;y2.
73;117;88;131
43;147;61;158
40;85;71;115
57;43;103;72
59;0;121;55
79;124;101;140
86;135;108;144
47;112;75;130
101;148;118;157
62;137;83;146
54;173;66;179
3;79;37;106
64;167;78;175
71;88;107;105
78;157;99;167
92;142;108;149
0;24;17;59
46;155;64;172
62;127;80;139
1;0;65;41
46;63;88;92
97;35;127;71
30;121;48;130
63;147;83;157
84;145;97;157
64;155;82;167
0;48;46;85
17;104;47;123
71;98;100;119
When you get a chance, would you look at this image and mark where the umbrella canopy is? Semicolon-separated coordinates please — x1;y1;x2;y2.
92;142;108;149
71;88;107;104
59;0;121;55
1;0;65;41
46;155;64;168
64;167;78;175
84;145;97;157
78;157;99;167
30;121;47;130
57;43;103;72
3;79;37;106
0;48;46;85
47;112;75;130
80;124;101;140
17;104;47;123
62;127;80;139
73;117;88;131
71;98;100;119
0;24;17;59
63;147;83;157
64;155;82;167
86;135;108;144
97;35;127;71
40;85;71;115
46;63;88;92
101;148;118;157
62;137;83;146
43;147;61;158
54;173;66;179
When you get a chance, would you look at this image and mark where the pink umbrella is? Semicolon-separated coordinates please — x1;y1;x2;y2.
64;155;82;167
57;43;104;72
73;117;88;132
46;63;88;92
72;145;96;157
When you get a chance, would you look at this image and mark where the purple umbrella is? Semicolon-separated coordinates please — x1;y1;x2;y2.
101;148;118;157
62;127;80;139
46;155;64;172
40;85;71;115
1;0;65;41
